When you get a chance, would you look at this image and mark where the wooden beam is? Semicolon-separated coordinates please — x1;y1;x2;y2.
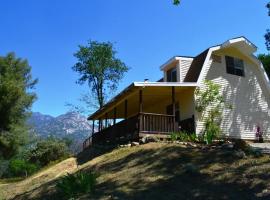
113;107;117;125
172;86;176;132
105;113;108;128
98;118;101;132
92;120;95;135
138;89;143;132
139;90;143;113
125;99;128;119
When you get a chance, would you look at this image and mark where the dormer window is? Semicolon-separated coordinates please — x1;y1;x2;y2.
225;56;245;77
167;67;177;82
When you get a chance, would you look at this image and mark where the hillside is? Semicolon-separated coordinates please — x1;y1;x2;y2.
1;142;270;200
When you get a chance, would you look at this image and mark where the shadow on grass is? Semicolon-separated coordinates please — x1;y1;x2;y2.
76;144;119;165
10;178;59;200
11;144;270;200
89;145;270;200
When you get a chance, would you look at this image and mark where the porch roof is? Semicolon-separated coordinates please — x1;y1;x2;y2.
88;82;198;120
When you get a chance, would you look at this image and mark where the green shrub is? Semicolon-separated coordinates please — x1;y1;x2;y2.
29;137;71;167
9;159;38;177
170;132;197;142
195;80;230;145
188;132;197;142
56;171;97;198
170;132;179;142
203;117;221;144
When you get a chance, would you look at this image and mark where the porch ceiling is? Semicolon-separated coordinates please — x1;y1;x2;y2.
88;82;198;120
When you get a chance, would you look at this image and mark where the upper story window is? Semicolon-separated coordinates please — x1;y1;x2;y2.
225;56;245;77
167;67;177;82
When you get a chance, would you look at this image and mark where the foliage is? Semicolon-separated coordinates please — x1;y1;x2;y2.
73;40;129;109
195;80;227;144
56;171;97;199
8;159;38;177
173;0;180;5
170;132;179;142
265;2;270;50
28;137;71;167
170;131;197;142
204;110;221;144
0;53;37;159
258;54;270;78
195;80;224;112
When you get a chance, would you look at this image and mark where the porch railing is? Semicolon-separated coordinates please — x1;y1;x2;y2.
83;115;139;149
139;112;176;134
83;112;178;150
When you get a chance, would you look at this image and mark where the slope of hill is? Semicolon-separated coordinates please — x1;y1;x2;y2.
1;143;270;200
28;112;92;152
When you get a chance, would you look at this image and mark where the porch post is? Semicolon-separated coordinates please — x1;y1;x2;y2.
139;89;143;113
139;89;143;133
113;107;117;125
172;86;176;132
105;113;108;128
101;119;103;130
92;120;95;135
125;100;128;119
98;118;101;132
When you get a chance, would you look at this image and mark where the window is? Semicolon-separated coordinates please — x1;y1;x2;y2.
167;67;177;82
225;56;245;77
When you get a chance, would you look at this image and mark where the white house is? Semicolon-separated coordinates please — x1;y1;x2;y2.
83;37;270;149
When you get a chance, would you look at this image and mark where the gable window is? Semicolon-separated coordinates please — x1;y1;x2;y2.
225;56;245;77
167;67;177;82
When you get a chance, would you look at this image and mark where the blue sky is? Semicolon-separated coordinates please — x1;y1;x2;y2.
0;0;269;117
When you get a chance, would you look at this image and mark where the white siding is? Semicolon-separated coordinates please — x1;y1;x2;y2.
180;59;193;82
195;48;270;140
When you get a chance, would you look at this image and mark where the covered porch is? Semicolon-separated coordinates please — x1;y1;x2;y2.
83;82;197;149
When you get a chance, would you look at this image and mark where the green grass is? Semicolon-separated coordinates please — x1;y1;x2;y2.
1;143;270;200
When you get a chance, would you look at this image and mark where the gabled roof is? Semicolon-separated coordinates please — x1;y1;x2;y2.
87;36;268;120
182;36;258;82
184;49;209;82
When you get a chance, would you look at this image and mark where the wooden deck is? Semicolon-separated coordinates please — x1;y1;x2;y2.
83;112;194;150
83;112;176;149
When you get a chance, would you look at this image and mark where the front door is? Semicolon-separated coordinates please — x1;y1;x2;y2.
166;102;180;123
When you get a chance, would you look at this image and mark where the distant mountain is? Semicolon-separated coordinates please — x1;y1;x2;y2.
28;112;92;152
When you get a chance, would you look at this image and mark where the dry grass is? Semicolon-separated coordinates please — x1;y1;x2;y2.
0;158;78;199
1;143;270;200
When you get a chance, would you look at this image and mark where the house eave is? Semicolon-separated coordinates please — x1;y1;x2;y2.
159;56;194;71
87;82;198;120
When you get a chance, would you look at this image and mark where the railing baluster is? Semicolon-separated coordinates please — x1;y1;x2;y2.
83;112;177;151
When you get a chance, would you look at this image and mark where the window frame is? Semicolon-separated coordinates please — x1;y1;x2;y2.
166;67;177;82
225;56;245;77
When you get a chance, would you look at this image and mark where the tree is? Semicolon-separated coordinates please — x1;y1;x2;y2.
265;3;270;50
195;80;229;144
8;159;38;177
28;137;71;167
173;0;180;5
0;53;37;159
258;54;270;78
257;2;270;79
73;41;129;109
